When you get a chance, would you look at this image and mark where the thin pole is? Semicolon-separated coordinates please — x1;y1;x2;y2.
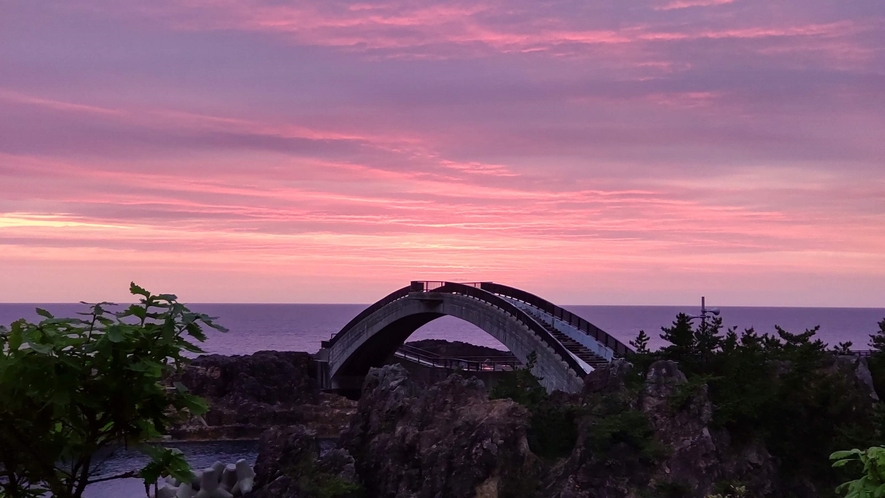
701;296;707;331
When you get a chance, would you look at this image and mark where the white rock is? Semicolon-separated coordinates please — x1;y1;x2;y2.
157;484;178;498
212;461;226;482
213;489;234;498
190;471;203;490
195;489;233;498
200;467;220;492
222;464;238;490
235;460;255;480
176;483;196;498
237;477;254;495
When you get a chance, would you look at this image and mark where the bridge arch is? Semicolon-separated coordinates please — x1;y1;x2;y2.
317;281;631;394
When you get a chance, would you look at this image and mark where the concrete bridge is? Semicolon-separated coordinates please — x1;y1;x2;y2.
315;281;633;394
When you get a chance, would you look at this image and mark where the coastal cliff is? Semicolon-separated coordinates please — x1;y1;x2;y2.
169;351;356;440
171;343;881;497
248;362;782;498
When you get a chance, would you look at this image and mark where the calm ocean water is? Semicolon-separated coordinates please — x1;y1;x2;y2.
1;303;884;354
2;302;883;497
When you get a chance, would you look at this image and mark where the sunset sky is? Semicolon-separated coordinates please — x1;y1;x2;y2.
1;0;883;305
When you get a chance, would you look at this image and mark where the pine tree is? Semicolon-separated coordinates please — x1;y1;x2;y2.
630;330;651;354
659;313;696;362
870;319;885;353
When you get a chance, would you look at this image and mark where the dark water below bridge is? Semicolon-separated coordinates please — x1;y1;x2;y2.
1;303;883;497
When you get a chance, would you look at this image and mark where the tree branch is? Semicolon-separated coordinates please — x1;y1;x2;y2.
86;469;140;485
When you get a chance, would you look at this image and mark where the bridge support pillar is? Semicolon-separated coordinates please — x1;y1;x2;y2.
314;348;331;390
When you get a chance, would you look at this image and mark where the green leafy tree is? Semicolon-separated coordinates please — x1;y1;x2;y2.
831;446;885;497
648;312;878;490
0;283;227;498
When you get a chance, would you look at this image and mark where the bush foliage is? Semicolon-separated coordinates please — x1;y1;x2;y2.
0;283;226;498
490;352;580;459
831;446;885;498
631;313;885;489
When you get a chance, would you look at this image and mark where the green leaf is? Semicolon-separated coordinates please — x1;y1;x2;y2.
833;450;863;460
106;328;125;343
119;304;147;321
178;392;209;416
130;282;150;298
35;308;53;319
9;326;23;350
27;342;53;354
139;446;195;486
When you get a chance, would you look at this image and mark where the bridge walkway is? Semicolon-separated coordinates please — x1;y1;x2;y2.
393;343;520;372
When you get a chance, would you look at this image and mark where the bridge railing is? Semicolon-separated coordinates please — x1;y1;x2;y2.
409;281;589;377
325;285;412;348
476;282;633;357
395;343;520;371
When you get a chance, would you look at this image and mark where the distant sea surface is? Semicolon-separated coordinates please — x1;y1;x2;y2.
2;303;884;353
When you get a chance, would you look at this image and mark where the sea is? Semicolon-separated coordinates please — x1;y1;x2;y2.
1;303;883;497
3;303;885;355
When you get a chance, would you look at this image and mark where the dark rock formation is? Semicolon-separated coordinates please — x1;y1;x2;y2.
167;344;879;497
170;351;356;439
403;339;513;359
832;354;880;402
581;358;632;395
641;361;777;497
252;425;361;498
179;351;318;406
340;364;541;498
543;360;779;498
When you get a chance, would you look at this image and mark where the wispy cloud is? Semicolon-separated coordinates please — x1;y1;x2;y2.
0;0;883;304
655;0;735;11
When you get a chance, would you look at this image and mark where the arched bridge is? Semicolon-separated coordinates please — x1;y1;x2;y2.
315;281;633;393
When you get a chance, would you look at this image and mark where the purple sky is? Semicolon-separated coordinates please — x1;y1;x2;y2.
1;0;884;305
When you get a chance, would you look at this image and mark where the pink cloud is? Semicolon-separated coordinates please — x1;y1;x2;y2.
1;0;883;304
654;0;735;11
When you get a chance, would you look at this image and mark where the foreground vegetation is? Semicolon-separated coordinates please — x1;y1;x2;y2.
0;284;226;498
633;314;885;484
493;312;885;496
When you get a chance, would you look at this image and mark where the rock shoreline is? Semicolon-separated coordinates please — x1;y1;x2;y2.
169;340;509;440
173;346;879;497
170;351;356;441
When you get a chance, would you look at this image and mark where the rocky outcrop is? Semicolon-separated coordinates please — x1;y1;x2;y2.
641;361;778;497
251;425;360;498
180;346;876;497
832;354;880;402
170;351;356;439
340;364;541;498
543;360;779;498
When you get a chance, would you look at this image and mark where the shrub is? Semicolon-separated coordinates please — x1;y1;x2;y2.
0;283;226;498
490;352;579;459
630;314;884;490
831;446;885;497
